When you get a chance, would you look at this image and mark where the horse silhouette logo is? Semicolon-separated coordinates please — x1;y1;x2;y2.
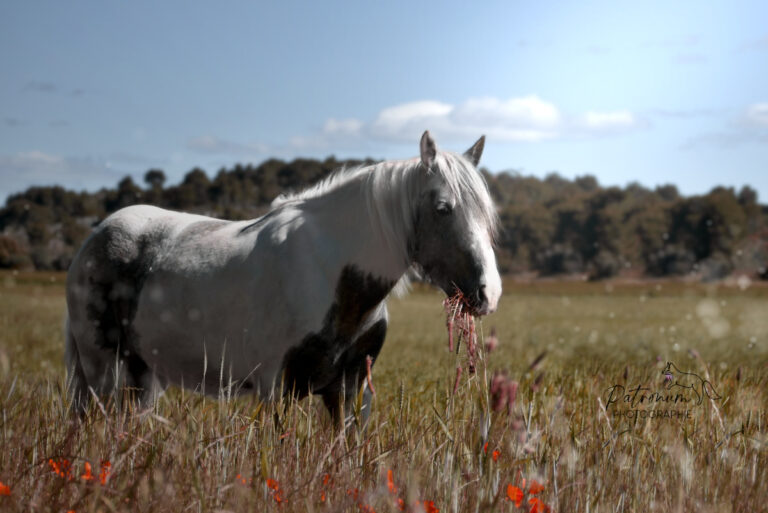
662;362;722;405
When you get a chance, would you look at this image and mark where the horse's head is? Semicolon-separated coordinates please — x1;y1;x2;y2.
411;131;502;315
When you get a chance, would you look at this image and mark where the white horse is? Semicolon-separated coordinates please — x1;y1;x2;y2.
65;131;501;419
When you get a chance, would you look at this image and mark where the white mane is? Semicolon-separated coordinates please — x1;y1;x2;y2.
271;150;499;269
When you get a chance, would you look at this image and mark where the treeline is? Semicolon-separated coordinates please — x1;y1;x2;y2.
1;157;766;280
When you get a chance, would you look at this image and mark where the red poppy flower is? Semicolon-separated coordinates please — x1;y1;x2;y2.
99;461;111;485
528;480;545;495
528;496;551;513
81;462;94;481
0;482;10;496
506;484;524;507
387;469;398;495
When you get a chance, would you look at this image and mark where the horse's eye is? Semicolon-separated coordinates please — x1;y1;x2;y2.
436;202;453;215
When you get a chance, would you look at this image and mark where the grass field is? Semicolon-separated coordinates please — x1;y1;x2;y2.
0;271;766;512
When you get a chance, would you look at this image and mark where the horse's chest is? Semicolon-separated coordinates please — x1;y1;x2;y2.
281;265;393;397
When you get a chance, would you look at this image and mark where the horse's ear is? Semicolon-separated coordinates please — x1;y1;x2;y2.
420;130;437;169
464;135;485;167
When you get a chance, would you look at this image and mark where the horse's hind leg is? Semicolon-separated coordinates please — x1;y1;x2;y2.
68;294;162;414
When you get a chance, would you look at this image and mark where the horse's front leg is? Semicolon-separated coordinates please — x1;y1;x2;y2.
321;318;387;427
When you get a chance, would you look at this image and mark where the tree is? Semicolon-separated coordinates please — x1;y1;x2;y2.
144;169;166;190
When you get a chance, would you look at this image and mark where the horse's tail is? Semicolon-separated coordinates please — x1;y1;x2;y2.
64;316;89;417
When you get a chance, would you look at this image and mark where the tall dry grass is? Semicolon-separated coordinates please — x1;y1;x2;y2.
0;272;766;512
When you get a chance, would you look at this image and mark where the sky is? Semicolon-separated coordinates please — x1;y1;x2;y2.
1;0;767;203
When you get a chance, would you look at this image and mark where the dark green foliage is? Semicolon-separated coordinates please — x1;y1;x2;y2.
0;159;766;277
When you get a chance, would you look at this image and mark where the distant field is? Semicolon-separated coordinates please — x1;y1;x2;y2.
0;271;766;512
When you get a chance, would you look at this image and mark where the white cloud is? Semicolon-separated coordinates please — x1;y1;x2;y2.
187;135;269;155
370;100;454;140
322;118;364;136
0;151;123;201
746;103;768;126
362;96;637;144
366;96;567;143
682;102;768;149
187;96;640;160
580;110;637;131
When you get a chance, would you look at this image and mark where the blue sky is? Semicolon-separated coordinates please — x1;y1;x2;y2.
1;0;767;203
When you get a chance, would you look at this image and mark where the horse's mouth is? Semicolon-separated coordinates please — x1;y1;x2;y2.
444;285;490;317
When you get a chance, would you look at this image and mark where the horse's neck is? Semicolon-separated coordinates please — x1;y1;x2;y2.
307;175;411;284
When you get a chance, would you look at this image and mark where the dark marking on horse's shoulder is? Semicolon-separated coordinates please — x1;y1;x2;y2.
282;264;394;398
332;266;394;338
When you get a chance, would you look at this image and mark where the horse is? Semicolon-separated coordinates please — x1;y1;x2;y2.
64;131;502;421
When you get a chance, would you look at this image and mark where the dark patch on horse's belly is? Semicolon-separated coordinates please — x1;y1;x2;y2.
282;265;393;397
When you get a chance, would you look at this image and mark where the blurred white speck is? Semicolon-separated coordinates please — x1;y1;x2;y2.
737;275;751;291
574;326;581;333
669;326;677;333
121;318;129;326
608;312;615;319
672;343;680;351
639;295;647;303
696;299;720;318
152;348;158;355
560;296;571;306
720;300;727;307
750;336;757;343
719;362;727;370
588;330;599;344
655;284;662;291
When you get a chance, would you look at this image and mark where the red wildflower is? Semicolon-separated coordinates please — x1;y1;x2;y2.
387;469;397;495
0;482;10;496
492;450;500;462
485;327;498;353
99;461;111;485
266;478;283;504
423;500;439;513
320;473;331;502
506;485;524;507
528;496;551;513
81;462;94;481
528;480;545;495
48;458;72;479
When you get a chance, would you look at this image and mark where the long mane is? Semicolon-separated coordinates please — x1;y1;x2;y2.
271;151;499;264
